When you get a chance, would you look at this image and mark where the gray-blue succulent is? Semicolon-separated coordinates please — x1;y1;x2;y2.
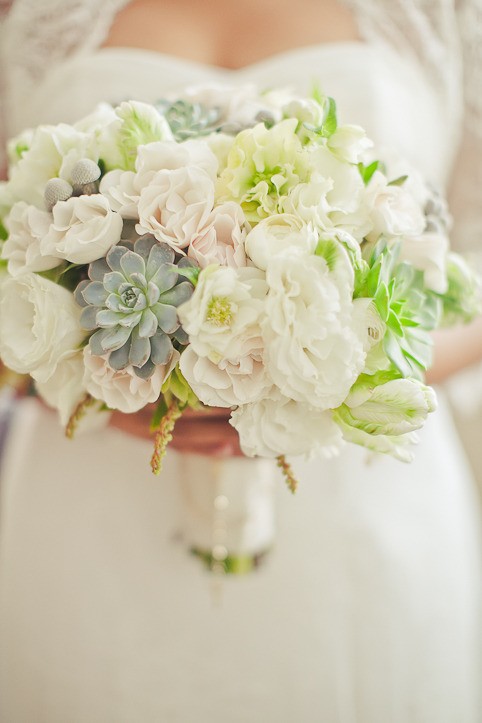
75;234;195;379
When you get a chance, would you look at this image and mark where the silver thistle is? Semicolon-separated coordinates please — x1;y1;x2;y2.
75;234;195;379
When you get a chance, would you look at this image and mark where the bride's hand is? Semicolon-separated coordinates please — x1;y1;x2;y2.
110;405;244;457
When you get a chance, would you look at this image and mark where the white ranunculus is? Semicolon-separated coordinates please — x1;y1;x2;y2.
327;124;372;164
179;344;270;408
41;194;123;264
367;172;425;240
399;231;448;294
35;351;87;425
262;250;366;410
83;347;178;413
2;201;60;275
136;166;215;251
309;145;365;215
245;214;318;271
0;273;86;382
280;176;334;231
177;265;267;364
5;123;97;210
188;202;248;268
230;393;344;458
99;170;139;219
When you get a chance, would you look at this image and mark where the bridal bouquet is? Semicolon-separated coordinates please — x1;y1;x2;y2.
0;86;478;486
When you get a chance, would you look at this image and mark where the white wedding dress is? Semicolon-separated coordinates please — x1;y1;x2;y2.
1;3;482;722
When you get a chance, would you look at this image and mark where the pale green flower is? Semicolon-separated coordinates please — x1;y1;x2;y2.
216;119;312;222
333;371;437;461
338;372;437;435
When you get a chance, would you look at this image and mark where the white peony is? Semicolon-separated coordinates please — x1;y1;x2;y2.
262;249;366;410
136;166;215;251
179;344;270;408
0;273;85;382
41;194;123;264
245;214;318;271
177;265;267;364
83;347;179;413
35;351;87;425
135;139;218;185
230;393;344;458
188;202;248;268
2;201;60;276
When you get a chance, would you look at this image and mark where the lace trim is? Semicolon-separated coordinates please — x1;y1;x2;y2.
2;0;130;133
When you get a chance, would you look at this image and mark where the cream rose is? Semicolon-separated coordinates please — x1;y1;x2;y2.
83;347;179;413
136;166;215;251
41;194;123;264
188;202;248;268
179;345;270;408
0;273;86;382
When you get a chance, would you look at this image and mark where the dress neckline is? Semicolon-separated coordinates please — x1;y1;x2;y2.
95;40;370;79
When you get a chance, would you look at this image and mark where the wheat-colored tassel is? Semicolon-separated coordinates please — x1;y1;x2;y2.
150;400;183;475
276;454;299;494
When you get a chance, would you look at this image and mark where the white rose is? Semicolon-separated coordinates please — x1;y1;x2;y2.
368;172;425;240
2;201;60;276
177;265;267;364
41;194;123;264
188;202;248;268
135;139;218;185
136;166;215;251
99;170;138;219
179;344;270;408
262;250;365;410
230;393;344;458
399;231;448;293
0;273;85;382
83;347;178;413
35;351;87;425
245;214;318;271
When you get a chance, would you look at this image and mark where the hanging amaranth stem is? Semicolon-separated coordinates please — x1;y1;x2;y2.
277;455;299;494
65;394;96;439
151;399;183;475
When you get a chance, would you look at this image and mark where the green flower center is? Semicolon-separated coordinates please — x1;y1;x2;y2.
121;286;140;308
205;296;233;326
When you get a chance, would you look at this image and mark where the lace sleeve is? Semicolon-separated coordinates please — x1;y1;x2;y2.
2;0;130;136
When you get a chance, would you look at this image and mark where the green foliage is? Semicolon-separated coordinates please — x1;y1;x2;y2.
357;160;379;185
355;242;441;378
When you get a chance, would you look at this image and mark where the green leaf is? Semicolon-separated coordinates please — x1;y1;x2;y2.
388;175;408;187
176;265;200;286
386;310;404;337
358;160;379;185
0;220;7;241
321;97;338;137
150;396;168;432
374;282;389;321
315;238;339;271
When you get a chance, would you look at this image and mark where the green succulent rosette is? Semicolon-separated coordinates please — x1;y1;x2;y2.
74;234;196;379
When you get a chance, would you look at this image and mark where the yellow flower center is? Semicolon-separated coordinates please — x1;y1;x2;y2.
205;296;233;326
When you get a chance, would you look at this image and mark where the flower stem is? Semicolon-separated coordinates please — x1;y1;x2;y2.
150;399;183;475
65;394;96;439
276;455;299;494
